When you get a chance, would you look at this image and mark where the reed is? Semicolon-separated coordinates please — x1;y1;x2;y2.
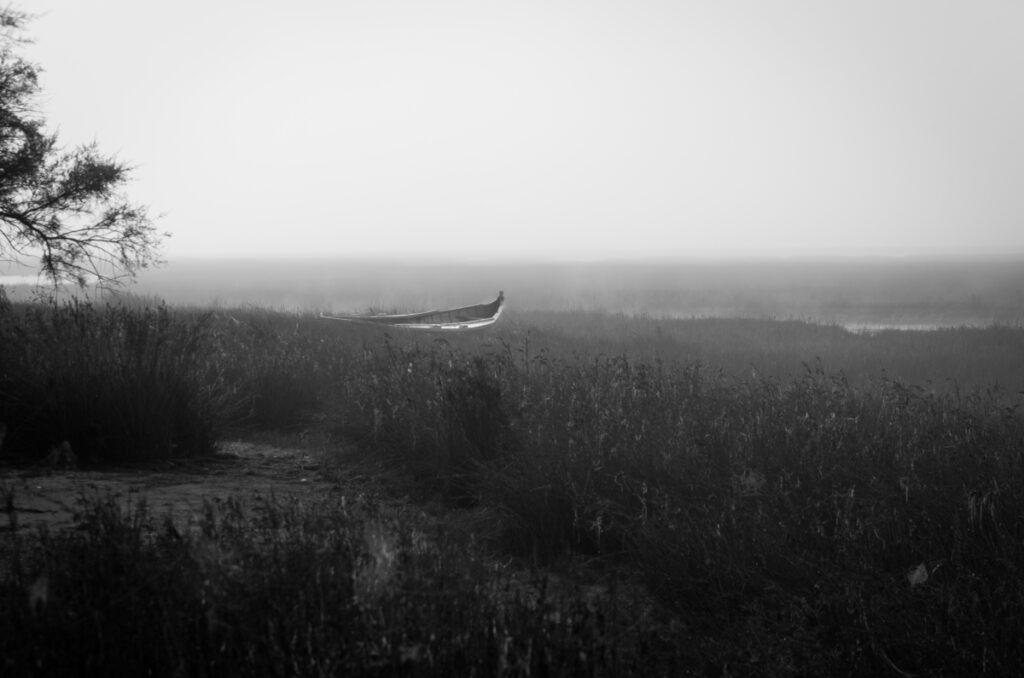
0;493;678;677
3;294;1023;674
0;299;224;461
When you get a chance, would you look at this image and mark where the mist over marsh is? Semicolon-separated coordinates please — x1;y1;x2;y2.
118;256;1024;330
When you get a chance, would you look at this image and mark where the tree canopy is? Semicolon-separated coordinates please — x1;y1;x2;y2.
0;8;162;286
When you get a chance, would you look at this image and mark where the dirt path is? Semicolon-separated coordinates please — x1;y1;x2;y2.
1;440;333;535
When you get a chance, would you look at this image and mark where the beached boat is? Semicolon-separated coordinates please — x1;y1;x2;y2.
319;291;504;331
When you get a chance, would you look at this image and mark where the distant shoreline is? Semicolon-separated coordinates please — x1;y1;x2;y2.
5;256;1023;332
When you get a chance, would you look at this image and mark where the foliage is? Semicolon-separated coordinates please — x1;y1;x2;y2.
0;494;680;677
0;8;161;285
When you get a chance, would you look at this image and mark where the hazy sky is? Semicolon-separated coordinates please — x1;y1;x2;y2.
24;0;1024;259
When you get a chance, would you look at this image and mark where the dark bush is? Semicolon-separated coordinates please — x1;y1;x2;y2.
0;300;226;462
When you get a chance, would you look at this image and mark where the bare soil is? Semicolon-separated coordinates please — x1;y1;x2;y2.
1;440;332;535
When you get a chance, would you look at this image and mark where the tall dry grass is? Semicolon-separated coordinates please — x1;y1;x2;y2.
2;295;1023;674
0;297;224;461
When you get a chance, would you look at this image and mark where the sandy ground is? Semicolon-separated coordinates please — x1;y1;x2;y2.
1;440;333;535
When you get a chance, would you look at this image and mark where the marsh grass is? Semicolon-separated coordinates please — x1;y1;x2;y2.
323;335;1024;675
0;299;224;461
0;493;681;677
2;296;1024;674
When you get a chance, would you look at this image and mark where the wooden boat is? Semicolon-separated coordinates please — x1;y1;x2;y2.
319;291;504;331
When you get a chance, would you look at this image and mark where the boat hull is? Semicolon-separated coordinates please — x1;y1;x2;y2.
319;292;504;331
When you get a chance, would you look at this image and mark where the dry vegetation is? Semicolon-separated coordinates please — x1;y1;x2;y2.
2;289;1023;676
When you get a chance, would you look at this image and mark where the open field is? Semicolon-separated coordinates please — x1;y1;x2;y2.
2;262;1024;676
